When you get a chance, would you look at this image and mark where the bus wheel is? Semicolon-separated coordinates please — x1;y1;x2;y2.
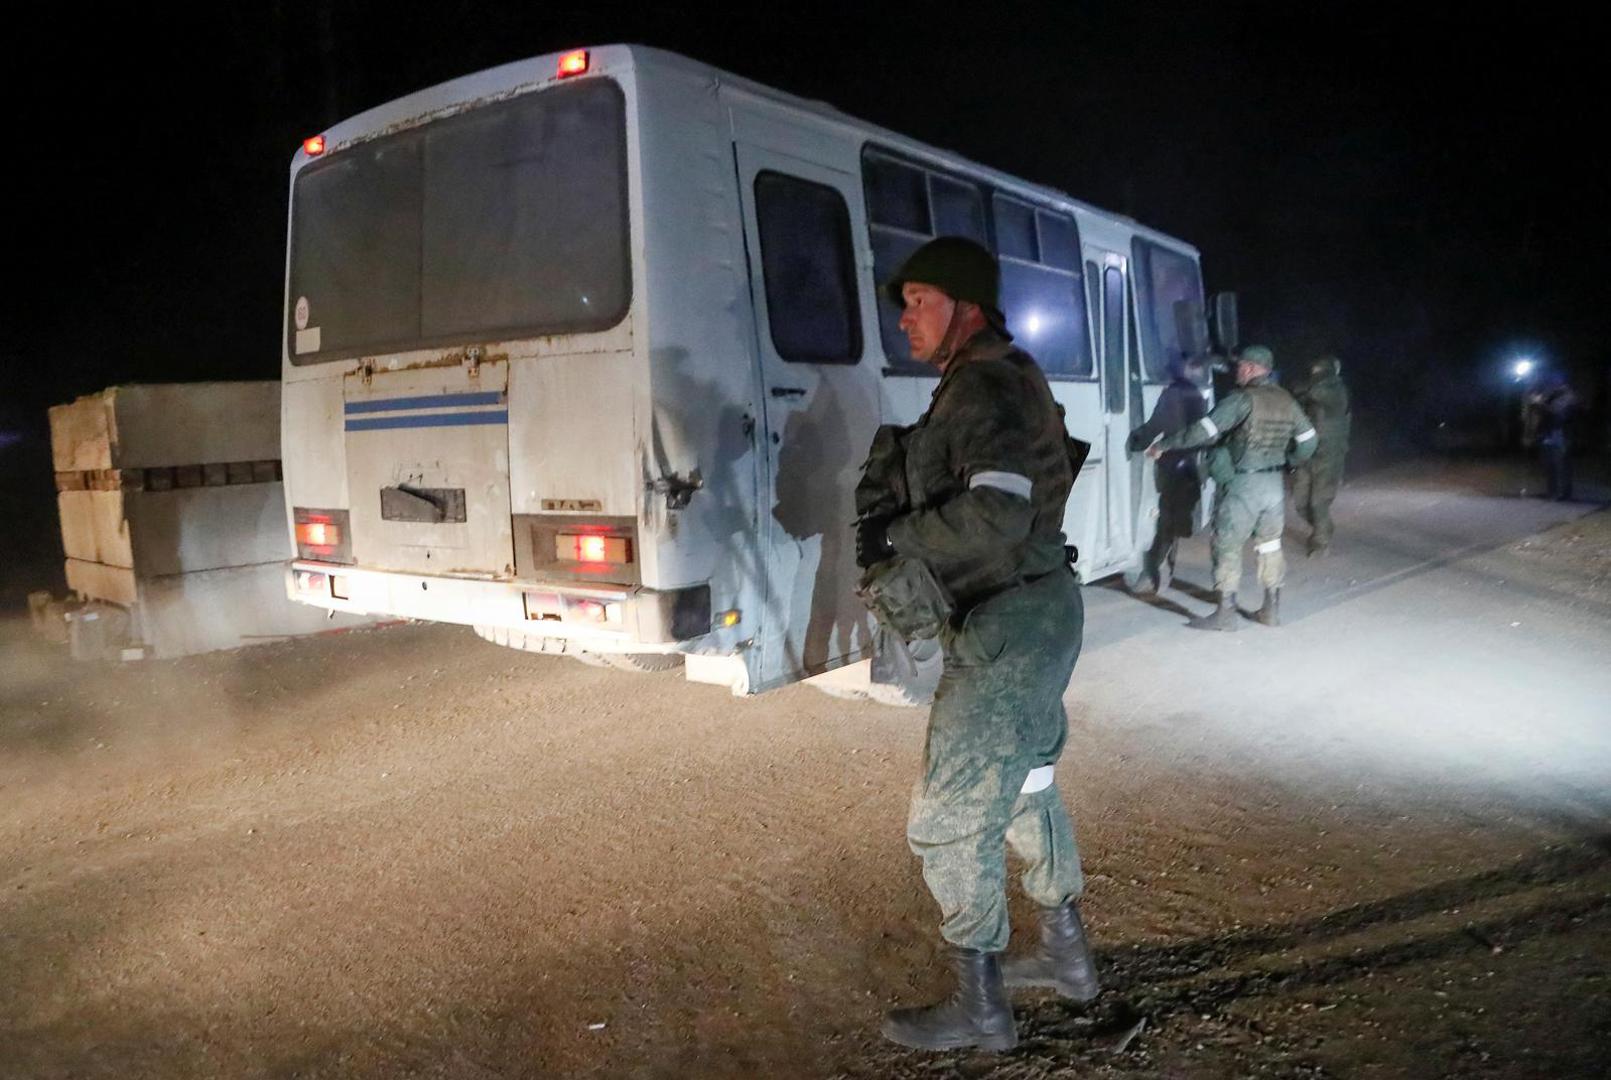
863;680;934;707
473;625;605;665
600;652;684;673
810;683;870;702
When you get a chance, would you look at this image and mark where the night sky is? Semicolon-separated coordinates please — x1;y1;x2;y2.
3;2;1604;568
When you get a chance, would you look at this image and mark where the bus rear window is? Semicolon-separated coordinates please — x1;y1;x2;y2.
288;79;630;364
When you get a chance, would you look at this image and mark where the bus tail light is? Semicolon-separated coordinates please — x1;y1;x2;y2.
303;135;326;157
557;50;589;78
295;521;341;548
555;532;631;565
293;507;354;564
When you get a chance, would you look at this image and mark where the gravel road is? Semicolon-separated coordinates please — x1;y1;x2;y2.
3;459;1608;1078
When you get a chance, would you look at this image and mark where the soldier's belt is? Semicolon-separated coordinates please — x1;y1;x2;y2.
963;565;1069;613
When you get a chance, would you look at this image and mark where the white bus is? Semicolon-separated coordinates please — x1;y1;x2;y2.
280;45;1217;699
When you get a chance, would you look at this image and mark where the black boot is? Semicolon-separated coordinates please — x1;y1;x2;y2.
1188;592;1239;631
1002;899;1101;1003
1256;588;1281;627
882;946;1017;1053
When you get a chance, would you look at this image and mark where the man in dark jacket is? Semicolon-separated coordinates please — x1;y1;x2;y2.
1127;356;1209;591
856;237;1096;1053
1535;373;1578;500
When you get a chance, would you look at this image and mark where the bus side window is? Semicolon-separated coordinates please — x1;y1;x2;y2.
1102;266;1127;415
1085;260;1101;362
753;172;863;365
1131;238;1206;383
991;195;1092;380
929;174;986;242
862;146;988;375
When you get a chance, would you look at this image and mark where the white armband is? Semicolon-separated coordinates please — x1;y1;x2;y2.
969;471;1033;500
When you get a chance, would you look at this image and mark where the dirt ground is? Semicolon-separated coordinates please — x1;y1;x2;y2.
3;458;1609;1079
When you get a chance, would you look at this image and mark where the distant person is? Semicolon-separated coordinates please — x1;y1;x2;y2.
1126;355;1209;591
1537;373;1578;500
1147;345;1317;629
1291;355;1352;555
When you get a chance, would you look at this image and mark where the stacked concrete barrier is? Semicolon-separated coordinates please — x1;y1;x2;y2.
49;382;374;658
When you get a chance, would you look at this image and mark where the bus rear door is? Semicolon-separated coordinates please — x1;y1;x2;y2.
732;137;881;692
341;355;515;586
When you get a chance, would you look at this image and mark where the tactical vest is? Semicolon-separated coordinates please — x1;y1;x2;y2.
1229;382;1309;472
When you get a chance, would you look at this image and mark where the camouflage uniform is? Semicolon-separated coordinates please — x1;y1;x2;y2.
1291;360;1351;552
885;329;1083;954
1154;373;1316;599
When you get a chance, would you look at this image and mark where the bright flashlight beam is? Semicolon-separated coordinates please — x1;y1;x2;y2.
1513;359;1535;378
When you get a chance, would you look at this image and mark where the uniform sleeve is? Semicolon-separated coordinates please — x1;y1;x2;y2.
1127;385;1183;451
1288;402;1319;466
886;364;1037;563
1154;391;1251;452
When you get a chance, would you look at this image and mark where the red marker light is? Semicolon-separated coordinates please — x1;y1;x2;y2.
557;49;589;78
303;135;326;157
296;521;340;547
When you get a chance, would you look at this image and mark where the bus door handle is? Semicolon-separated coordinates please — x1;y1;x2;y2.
770;386;807;399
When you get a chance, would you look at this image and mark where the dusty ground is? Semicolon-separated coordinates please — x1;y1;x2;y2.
2;458;1609;1079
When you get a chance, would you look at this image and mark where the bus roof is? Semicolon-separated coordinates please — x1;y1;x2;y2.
299;44;1199;259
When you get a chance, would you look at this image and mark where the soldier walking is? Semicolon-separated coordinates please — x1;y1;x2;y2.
1126;355;1209;592
855;237;1098;1052
1291;356;1352;555
1148;344;1316;629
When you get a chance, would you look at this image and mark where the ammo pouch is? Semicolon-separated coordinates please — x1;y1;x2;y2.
856;555;955;642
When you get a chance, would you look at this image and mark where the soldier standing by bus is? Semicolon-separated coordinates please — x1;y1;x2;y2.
855;237;1097;1053
1291;355;1352;555
1148;345;1316;629
1126;355;1209;592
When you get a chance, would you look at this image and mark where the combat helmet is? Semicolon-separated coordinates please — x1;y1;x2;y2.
884;237;1009;335
1237;344;1275;368
1309;355;1342;380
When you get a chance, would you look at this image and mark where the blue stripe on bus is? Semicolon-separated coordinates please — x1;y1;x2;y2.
345;411;510;432
344;392;504;415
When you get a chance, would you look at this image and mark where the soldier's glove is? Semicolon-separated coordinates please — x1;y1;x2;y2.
1125;430;1144;454
855;514;896;569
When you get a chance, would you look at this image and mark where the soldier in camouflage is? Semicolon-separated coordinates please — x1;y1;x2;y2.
1291;356;1352;555
1148;345;1316;629
856;237;1098;1053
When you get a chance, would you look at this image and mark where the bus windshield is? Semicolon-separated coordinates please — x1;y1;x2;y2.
287;78;630;364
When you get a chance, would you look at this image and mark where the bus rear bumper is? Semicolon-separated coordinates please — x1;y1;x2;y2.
285;562;711;652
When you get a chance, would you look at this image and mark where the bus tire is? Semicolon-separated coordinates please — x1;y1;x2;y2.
810;683;870;702
863;680;933;708
473;624;603;664
600;652;684;673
